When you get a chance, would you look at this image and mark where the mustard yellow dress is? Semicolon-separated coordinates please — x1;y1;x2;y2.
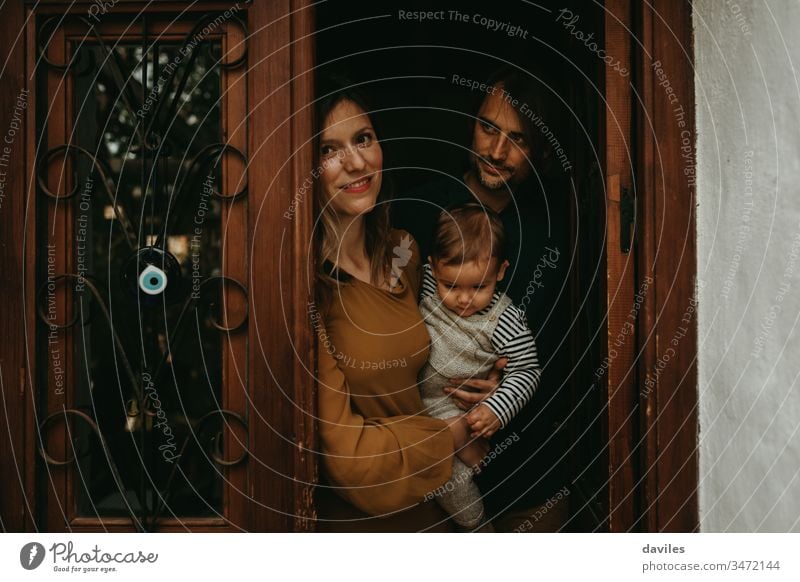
315;230;455;532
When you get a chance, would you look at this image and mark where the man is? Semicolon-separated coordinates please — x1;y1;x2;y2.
393;66;573;532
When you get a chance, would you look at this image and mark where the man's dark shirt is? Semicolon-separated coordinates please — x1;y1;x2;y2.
392;175;573;514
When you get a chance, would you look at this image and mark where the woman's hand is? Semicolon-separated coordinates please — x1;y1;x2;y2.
444;415;491;471
444;415;470;450
456;438;491;473
443;357;508;410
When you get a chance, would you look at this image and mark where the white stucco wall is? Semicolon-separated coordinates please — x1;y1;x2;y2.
695;0;800;531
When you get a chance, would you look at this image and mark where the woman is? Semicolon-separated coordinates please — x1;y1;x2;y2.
312;81;473;532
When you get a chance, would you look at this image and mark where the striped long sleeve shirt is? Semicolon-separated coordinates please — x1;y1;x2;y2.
421;264;541;427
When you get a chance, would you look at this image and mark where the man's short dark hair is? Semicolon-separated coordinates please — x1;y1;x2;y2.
482;65;555;173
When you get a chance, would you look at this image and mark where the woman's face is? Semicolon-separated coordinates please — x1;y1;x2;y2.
318;99;383;219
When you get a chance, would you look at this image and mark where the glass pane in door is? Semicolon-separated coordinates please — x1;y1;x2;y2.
67;38;225;518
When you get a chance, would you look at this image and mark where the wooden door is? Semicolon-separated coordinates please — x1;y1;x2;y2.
0;0;316;532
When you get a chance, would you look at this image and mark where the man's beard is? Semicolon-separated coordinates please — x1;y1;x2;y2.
473;156;514;190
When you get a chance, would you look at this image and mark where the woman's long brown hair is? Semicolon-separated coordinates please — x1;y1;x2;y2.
313;80;393;311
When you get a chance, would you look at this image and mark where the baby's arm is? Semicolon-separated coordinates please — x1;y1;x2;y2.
467;303;541;433
420;262;438;300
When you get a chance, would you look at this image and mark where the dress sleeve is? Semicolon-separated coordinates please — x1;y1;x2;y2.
317;344;454;516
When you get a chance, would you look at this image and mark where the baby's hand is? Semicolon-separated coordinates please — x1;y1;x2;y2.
466;404;501;438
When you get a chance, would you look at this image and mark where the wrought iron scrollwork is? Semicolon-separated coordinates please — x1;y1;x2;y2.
141;13;248;144
148;410;248;530
36;10;250;526
37;16;97;75
36;268;249;526
38;405;250;532
38;408;147;532
36;144;139;250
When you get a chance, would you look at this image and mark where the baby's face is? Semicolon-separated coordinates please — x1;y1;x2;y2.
431;258;509;317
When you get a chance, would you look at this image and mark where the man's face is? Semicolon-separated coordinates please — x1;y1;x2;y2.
470;86;533;190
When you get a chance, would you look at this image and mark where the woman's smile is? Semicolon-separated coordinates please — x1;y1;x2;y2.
318;99;383;217
340;175;373;193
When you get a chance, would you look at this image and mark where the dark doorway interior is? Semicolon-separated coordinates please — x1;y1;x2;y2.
315;0;607;531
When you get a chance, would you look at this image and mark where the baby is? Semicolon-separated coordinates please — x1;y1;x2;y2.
418;202;541;530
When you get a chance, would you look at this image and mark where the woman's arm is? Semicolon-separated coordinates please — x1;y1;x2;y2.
317;345;456;516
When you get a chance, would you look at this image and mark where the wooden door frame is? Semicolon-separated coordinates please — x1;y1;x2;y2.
633;0;699;532
289;0;699;533
600;0;698;532
0;0;696;532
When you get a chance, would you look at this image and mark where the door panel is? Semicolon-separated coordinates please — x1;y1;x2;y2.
32;12;250;532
